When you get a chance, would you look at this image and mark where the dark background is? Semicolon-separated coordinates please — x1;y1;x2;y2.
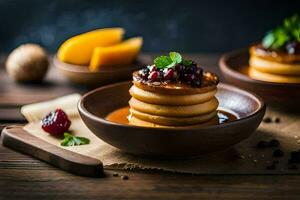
0;0;299;53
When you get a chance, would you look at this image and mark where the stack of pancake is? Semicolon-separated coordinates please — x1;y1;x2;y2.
249;45;300;83
128;72;219;128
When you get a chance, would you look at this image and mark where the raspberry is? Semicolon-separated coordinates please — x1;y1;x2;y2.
148;71;160;81
41;108;71;136
163;68;175;80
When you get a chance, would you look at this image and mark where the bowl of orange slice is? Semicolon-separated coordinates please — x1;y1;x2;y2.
54;28;146;86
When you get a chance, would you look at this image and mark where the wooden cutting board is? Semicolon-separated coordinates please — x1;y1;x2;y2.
1;126;103;177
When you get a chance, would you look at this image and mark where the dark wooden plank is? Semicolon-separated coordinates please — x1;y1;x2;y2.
0;66;85;106
1;143;300;199
0;108;25;122
1;126;103;177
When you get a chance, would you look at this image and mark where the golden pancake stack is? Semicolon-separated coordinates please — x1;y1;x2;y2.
249;45;300;83
128;77;219;128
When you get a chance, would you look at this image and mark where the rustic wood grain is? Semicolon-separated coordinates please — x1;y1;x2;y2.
1;144;300;199
0;108;25;122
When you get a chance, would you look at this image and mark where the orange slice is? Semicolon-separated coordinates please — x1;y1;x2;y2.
89;37;143;71
57;28;124;65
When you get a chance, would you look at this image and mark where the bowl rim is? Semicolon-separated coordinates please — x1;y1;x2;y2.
78;81;266;131
219;48;300;87
53;55;143;74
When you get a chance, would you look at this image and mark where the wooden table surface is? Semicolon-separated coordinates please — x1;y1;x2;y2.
1;54;300;200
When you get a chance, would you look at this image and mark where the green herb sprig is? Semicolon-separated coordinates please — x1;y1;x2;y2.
154;52;192;69
262;14;300;49
61;132;90;146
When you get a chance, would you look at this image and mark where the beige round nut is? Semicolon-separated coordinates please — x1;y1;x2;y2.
6;44;49;82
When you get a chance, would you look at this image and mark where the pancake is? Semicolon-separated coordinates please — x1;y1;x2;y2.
130;108;217;126
128;115;219;128
128;56;219;127
250;55;300;75
129;85;216;106
249;67;300;83
250;44;300;63
129;97;219;117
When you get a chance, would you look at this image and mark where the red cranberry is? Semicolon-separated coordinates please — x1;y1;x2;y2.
148;71;160;81
41;109;71;136
163;68;175;80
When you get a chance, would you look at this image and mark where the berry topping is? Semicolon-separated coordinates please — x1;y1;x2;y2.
41;108;71;136
184;64;197;74
175;64;185;73
136;52;206;87
138;68;149;79
286;41;300;54
148;71;160;81
195;68;203;76
183;73;196;82
163;68;175;80
148;65;157;72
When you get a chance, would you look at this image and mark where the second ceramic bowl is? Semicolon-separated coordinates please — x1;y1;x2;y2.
54;56;150;87
219;49;300;107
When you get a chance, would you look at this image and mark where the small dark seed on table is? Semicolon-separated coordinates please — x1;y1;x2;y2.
263;117;272;123
273;149;284;157
113;173;119;177
269;139;280;147
257;140;269;148
121;175;129;180
274;117;280;123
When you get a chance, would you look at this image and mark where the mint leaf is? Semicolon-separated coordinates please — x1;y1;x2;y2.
169;52;182;63
182;59;193;66
262;32;276;49
154;56;174;69
262;28;289;49
61;132;90;146
153;52;193;69
154;52;183;69
262;14;300;49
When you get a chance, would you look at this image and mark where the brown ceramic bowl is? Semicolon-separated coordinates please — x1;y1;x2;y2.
54;56;149;87
78;81;265;158
219;49;300;107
